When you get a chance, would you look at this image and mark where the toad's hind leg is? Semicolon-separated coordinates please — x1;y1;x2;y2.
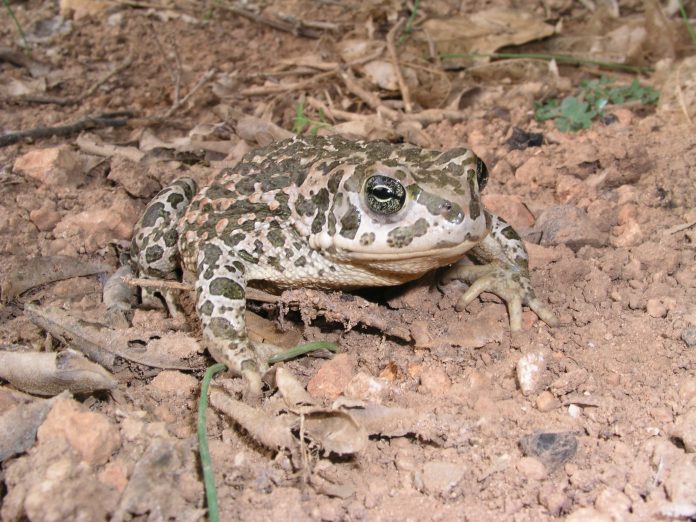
442;213;558;331
130;178;197;317
195;239;267;395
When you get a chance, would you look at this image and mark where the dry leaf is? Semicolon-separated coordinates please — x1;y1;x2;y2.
0;350;117;396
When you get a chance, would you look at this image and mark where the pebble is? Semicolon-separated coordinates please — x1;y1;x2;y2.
516;457;546;480
29;201;61;232
13;145;85;187
516;350;547;396
534;205;608;251
307;353;354;400
344;371;388;401
149;370;198;397
481;194;536;228
53;194;140;252
595;487;632;521
670;407;696;452
538;483;569;516
515;156;556;187
681;327;696;347
663;459;696;506
107;156;161;198
519;431;578;471
37;398;120;465
646;298;668;318
420;461;465;496
536;390;561;412
678;377;696;403
419;366;452;397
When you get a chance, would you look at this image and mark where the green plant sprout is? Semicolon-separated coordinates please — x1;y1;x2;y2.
534;76;659;132
292;99;331;136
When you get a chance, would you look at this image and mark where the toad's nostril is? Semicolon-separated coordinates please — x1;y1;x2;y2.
441;202;453;213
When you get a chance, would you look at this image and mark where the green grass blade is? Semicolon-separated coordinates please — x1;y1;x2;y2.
198;363;227;522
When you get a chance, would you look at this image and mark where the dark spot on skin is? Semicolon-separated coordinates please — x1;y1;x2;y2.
267;228;286;248
202;243;223;267
501;225;520;241
327;169;344;193
294;256;307;267
177;178;197;200
238;250;257;264
433;148;471;167
199;300;214;316
359;232;375;246
241;220;256;232
386;218;429;248
267;256;282;271
167;192;185;208
467;171;481;219
253;240;264;254
295;194;316;217
327;212;336;235
145;245;164;263
209;277;245;300
205;184;237;201
163;229;178;247
209;317;243;341
263;175;291;191
224;232;245;248
233;261;245;273
140;202;167;228
476;157;489;191
339;202;361;239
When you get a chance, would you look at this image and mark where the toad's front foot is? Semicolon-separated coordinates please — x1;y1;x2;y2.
441;262;558;331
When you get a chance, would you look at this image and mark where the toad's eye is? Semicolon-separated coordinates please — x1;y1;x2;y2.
365;175;406;215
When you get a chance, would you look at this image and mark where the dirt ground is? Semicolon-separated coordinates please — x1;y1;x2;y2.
1;0;695;521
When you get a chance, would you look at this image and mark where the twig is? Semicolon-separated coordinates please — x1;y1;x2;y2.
305;96;370;121
339;69;397;117
161;68;216;118
240;70;336;96
0;112;134;148
386;18;413;112
125;277;193;291
20;55;134;106
217;3;323;39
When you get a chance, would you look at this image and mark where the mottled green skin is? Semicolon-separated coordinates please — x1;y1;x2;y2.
130;135;555;389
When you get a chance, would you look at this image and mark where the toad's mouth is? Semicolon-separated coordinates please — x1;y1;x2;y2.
330;239;478;264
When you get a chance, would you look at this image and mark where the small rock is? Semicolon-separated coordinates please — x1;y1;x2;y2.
515;156;556;187
421;461;465;496
646;298;668;318
525;243;568;270
516;351;547;396
679;378;696;403
307;353;354;400
663;459;696;505
13;145;85;187
60;0;111;18
516;456;546;480
671;407;696;452
519;431;578;471
344;372;388;401
535;205;608;251
37;398;120;465
53;193;140;252
481;194;535;228
98;460;129;493
681;327;696;347
568;404;583;418
149;371;198;397
611;219;644;247
536;390;561;412
419;366;452;396
29;201;61;232
595;487;632;521
538;483;569;516
107;156;161;198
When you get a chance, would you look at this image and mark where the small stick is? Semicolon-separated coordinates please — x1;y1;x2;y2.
386;18;413;112
125;277;193;291
217;3;323;39
20;55;134;106
305;96;369;121
240;70;335;96
339;70;398;119
0;112;133;148
161;67;216;118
